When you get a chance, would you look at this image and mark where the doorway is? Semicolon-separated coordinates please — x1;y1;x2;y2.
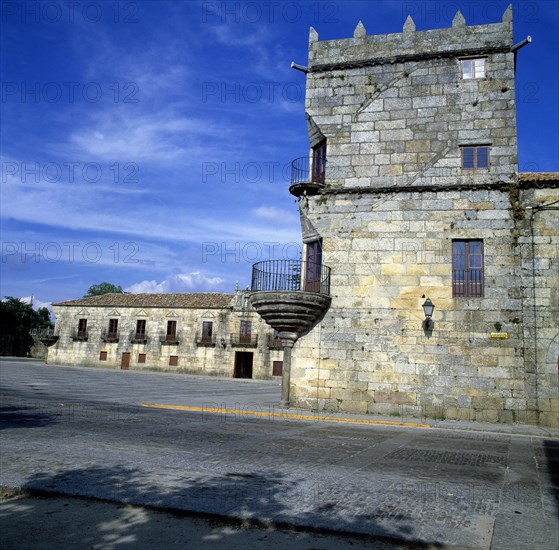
305;239;322;292
120;352;130;370
234;352;253;378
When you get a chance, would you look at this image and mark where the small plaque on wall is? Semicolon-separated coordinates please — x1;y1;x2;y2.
488;332;509;339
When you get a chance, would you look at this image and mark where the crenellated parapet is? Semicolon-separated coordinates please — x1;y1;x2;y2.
308;6;513;71
303;4;520;190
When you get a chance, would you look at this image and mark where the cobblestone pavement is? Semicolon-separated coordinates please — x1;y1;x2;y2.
1;359;558;549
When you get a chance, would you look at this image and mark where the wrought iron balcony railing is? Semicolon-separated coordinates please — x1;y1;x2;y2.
160;332;179;345
30;327;59;345
196;333;216;346
72;330;89;341
291;156;327;186
31;327;56;337
452;269;484;297
251;260;331;295
101;330;119;343
230;333;259;347
130;331;148;343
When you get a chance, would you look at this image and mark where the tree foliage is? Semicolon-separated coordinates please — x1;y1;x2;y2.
85;282;123;297
0;297;53;356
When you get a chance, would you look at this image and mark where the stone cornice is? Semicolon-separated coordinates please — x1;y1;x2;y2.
310;46;510;73
320;179;559;196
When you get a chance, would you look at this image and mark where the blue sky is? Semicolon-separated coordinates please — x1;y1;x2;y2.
1;0;558;309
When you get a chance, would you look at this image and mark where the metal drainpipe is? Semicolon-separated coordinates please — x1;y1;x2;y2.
511;36;532;53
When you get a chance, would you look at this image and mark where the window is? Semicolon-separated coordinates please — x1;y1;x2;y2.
461;146;490;170
169;355;178;367
77;318;87;338
461;58;485;79
312;140;327;184
99;351;107;361
240;321;252;344
202;321;213;343
166;320;177;342
452;240;484;297
108;318;118;339
135;319;146;340
272;361;283;376
138;353;146;364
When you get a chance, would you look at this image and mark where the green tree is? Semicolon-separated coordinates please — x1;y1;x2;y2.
84;282;123;297
0;297;35;356
36;307;53;328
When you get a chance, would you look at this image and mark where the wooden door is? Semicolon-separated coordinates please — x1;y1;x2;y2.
121;352;130;370
305;239;322;292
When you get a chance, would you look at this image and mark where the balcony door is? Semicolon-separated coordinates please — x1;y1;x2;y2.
166;320;177;342
202;321;213;343
240;321;252;344
305;239;322;292
312;140;326;183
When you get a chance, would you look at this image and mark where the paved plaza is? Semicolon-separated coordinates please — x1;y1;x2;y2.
1;359;557;549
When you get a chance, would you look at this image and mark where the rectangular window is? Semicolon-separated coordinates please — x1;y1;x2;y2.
138;353;146;364
169;355;178;367
461;58;485;79
461;146;490;170
77;318;87;338
135;319;146;338
272;361;283;376
202;321;213;343
312;140;327;184
166;320;177;341
240;321;252;344
108;318;118;339
99;351;108;361
452;240;484;297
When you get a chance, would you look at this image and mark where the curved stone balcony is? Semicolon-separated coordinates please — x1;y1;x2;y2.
250;260;331;339
31;328;59;347
289;156;326;198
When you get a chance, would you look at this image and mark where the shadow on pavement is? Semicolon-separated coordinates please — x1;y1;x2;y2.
543;439;559;520
0;405;54;430
3;466;443;548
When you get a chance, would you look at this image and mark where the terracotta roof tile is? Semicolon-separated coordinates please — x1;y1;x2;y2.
53;293;235;309
518;172;559;182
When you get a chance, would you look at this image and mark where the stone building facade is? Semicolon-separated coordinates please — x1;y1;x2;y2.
48;290;284;379
250;7;558;426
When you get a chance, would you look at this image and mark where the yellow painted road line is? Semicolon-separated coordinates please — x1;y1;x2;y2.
140;401;430;428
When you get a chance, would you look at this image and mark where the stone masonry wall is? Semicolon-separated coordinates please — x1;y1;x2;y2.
49;300;282;380
292;187;532;423
305;11;516;188
519;187;559;426
289;8;559;427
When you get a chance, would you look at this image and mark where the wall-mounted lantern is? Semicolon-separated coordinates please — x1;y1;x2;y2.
422;298;435;330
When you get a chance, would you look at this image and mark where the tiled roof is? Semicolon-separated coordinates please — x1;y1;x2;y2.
518;172;559;182
53;293;235;309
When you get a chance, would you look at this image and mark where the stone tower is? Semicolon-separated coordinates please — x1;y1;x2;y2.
251;6;559;426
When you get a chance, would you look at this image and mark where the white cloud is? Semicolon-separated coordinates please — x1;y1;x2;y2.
253;205;299;224
125;272;226;293
69;109;221;163
20;295;53;312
